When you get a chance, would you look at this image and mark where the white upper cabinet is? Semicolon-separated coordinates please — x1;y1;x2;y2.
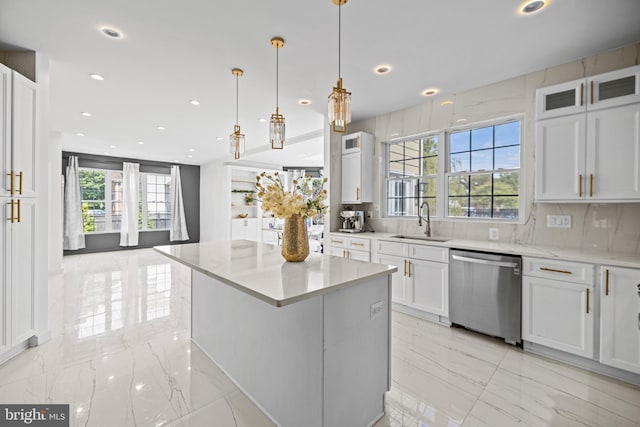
586;103;640;200
537;65;640;120
341;132;373;204
600;266;640;374
535;65;640;202
0;64;38;198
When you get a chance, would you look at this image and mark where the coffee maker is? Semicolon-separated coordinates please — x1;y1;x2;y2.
339;211;364;233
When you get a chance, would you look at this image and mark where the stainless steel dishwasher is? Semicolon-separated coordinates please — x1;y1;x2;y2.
449;250;522;345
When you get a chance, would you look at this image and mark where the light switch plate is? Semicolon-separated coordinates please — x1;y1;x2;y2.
547;215;572;228
489;228;499;241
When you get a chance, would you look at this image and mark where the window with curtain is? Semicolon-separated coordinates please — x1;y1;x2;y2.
446;120;521;219
385;135;438;217
79;167;172;233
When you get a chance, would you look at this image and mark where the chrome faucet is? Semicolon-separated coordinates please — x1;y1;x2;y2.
418;201;431;237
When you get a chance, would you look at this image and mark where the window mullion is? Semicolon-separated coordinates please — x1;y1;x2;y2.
105;170;112;232
141;175;148;231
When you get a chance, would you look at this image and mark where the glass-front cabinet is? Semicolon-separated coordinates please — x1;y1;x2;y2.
536;64;640;119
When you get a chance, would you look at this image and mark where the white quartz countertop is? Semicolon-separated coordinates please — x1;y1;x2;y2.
329;232;640;269
155;240;397;307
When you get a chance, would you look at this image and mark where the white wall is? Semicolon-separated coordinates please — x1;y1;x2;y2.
199;159;229;242
47;131;62;272
338;41;640;254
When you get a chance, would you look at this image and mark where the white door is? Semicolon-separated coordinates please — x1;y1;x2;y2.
522;276;594;358
0;199;10;355
0;65;10;197
588;65;640;111
10;198;35;345
600;266;640;374
341;152;361;204
535;115;586;201
586;103;640;201
536;79;586;119
11;72;38;198
407;259;448;317
377;254;407;305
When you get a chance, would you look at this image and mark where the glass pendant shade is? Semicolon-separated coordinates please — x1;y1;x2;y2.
328;77;351;133
270;108;285;149
229;125;245;160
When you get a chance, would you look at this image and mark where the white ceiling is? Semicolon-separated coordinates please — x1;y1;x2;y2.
1;0;639;166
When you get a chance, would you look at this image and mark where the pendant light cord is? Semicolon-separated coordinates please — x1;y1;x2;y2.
338;2;342;79
235;74;239;126
276;46;279;109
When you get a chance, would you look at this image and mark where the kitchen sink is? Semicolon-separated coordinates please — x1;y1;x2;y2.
391;235;451;242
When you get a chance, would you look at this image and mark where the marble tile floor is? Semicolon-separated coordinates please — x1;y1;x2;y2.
0;249;638;426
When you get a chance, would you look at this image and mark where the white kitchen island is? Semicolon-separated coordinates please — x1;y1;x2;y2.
155;240;396;427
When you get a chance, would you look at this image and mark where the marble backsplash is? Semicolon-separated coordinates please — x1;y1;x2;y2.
329;42;640;255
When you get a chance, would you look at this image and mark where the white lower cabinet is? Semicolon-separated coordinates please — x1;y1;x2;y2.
375;240;449;317
522;257;595;358
1;197;36;359
327;235;370;262
231;218;258;241
600;266;640;374
376;253;407;304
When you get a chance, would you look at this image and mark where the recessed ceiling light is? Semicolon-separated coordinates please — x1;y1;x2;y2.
258;118;267;123
421;88;439;97
109;145;116;149
100;27;123;39
137;141;144;145
374;64;392;74
298;99;311;106
216;137;223;141
103;152;110;155
390;133;400;137
189;100;200;106
518;0;549;14
189;148;195;152
187;155;193;158
75;132;85;137
156;126;166;130
81;112;92;117
173;159;179;163
456;118;468;123
441;100;454;106
90;73;104;81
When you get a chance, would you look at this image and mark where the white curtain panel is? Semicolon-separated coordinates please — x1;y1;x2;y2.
170;165;189;241
120;162;140;246
63;156;86;250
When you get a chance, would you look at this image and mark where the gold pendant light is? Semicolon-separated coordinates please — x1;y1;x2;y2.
270;37;286;149
328;0;351;133
230;68;245;160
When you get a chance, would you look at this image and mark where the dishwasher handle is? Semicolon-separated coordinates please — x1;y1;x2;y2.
451;254;519;269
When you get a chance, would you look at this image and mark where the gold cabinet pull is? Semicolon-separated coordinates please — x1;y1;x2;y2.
351;242;365;247
403;259;407;276
605;269;609;296
8;170;15;195
408;261;412;278
580;82;584;106
357;136;361;148
590;80;594;104
18;171;23;195
586;288;590;314
589;173;593;197
356;187;360;201
331;239;344;245
343;250;346;258
579;174;583;197
540;267;572;275
16;199;21;223
8;199;15;223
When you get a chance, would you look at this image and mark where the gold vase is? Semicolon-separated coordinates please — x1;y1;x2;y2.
281;214;309;262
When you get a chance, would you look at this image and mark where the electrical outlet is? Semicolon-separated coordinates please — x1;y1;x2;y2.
489;228;499;241
370;301;383;319
367;211;373;219
546;215;572;228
